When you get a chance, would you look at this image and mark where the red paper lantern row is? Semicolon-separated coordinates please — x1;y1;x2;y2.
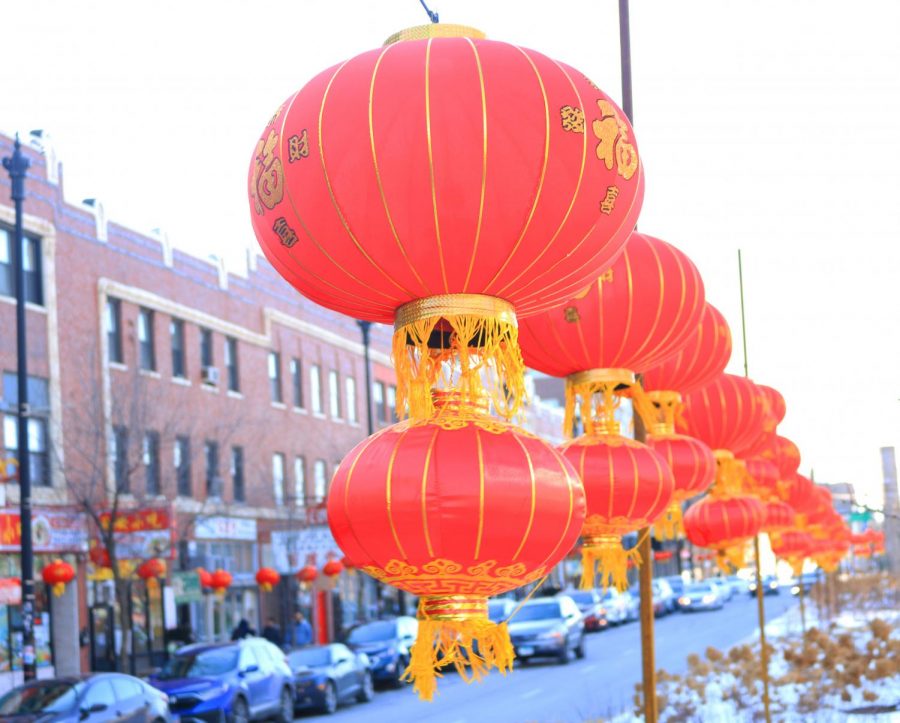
137;558;166;580
42;559;76;597
683;496;765;572
256;567;280;592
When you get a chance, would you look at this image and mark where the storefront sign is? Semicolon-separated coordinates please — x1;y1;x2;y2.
0;510;88;553
95;507;175;560
271;526;338;573
172;571;203;604
194;516;257;541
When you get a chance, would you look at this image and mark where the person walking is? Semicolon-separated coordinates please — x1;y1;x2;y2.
231;618;256;641
291;611;313;647
261;617;282;646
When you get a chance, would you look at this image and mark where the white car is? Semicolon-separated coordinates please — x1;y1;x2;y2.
599;588;630;625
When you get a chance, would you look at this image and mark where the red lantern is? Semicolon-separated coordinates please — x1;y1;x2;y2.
322;558;344;578
89;544;111;569
249;26;644;422
519;232;705;382
647;436;715;540
255;567;280;592
559;430;674;591
770;531;812;575
210;569;232;597
683;496;765;572
653;551;673;562
743;458;780;501
760;500;796;535
249;26;643;323
761;435;801;482
297;565;318;585
642;303;733;397
137;558;166;581
196;567;213;589
328;394;584;700
42;559;75;597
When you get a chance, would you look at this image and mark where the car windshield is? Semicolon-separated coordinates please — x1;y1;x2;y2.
159;647;239;679
347;621;397;644
513;603;560;622
488;602;509;622
288;647;331;668
0;681;82;714
565;592;595;606
687;584;713;593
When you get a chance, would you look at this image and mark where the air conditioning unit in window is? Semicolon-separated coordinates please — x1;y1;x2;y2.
201;366;220;385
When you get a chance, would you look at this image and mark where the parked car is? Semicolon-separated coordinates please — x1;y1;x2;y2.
710;576;733;601
0;674;172;723
599;588;630;625
288;643;373;715
345;617;417;687
652;579;676;615
677;582;725;612
149;637;293;723
727;575;748;596
619;589;640;622
790;570;825;596
559;589;607;632
507;596;586;664
748;575;780;596
661;575;686;599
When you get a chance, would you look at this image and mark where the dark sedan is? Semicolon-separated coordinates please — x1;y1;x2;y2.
289;644;374;715
344;617;417;687
558;589;607;632
507;596;586;665
748;575;780;596
0;674;171;722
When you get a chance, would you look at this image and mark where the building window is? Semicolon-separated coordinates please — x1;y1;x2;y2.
0;228;43;305
204;441;220;497
293;456;306;507
200;328;214;367
112;426;129;493
231;446;245;503
174;436;191;497
387;384;398;422
310;364;322;415
2;373;51;488
137;308;156;371
225;337;239;392
373;382;386;423
268;352;282;403
143;431;160;496
170;318;186;378
345;377;357;424
328;370;341;419
313;460;328;501
272;453;285;506
290;358;303;409
106;298;123;364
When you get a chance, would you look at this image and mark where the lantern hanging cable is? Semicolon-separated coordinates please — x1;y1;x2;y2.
418;0;439;23
738;249;772;723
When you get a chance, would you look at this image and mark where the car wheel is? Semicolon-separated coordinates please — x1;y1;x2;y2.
320;681;338;715
357;672;375;703
575;636;586;660
558;644;573;665
229;696;249;723
391;657;409;688
276;687;293;723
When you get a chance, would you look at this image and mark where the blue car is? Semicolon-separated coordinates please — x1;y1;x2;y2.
288;644;374;715
149;637;293;723
344;617;417;687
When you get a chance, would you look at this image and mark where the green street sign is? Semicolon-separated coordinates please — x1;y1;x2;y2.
172;572;202;604
850;510;872;523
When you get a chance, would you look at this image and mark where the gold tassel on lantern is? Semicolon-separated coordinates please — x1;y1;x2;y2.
401;596;514;702
392;295;526;422
52;582;65;597
655;500;685;541
715;545;746;573
580;534;642;592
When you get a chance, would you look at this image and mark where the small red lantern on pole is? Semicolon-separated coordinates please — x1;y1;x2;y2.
296;563;318;589
196;567;213;589
210;569;232;597
255;567;280;592
42;559;75;597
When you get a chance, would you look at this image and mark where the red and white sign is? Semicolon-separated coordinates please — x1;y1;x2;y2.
0;578;22;605
0;510;88;553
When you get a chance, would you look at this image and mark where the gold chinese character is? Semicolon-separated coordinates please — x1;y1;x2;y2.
600;185;620;215
559;106;585;134
564;306;580;323
599;268;614;284
592;100;638;180
592;116;619;171
250;130;284;215
288;130;310;162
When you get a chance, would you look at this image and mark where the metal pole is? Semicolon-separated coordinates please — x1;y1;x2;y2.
357;320;374;437
798;578;806;635
753;537;772;723
3;136;36;682
617;4;655;719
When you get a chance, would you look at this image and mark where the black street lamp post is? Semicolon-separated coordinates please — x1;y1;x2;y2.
3;136;37;682
356;320;374;437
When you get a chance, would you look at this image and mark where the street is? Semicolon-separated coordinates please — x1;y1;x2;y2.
300;592;797;723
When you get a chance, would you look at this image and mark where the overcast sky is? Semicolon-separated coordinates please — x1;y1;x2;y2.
3;1;898;508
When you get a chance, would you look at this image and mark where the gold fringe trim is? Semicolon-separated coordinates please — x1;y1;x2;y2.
392;295;525;422
565;373;632;438
644;390;684;437
715;545;745;574
580;536;642;592
654;500;684;541
402;607;514;702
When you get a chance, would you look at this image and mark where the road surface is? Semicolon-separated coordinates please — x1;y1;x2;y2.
296;590;797;723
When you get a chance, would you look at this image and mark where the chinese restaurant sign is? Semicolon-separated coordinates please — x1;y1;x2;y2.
0;510;88;553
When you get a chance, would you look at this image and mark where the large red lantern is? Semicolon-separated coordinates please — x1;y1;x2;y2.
761;435;801;482
328;395;584;700
42;559;76;597
249;25;644;421
210;569;232;597
256;567;280;592
760;500;796;534
683;496;765;572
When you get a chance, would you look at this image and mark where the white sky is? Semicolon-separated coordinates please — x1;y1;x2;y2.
4;1;899;508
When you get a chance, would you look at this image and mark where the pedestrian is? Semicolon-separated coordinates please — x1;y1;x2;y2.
291;611;313;647
231;618;256;641
261;617;281;646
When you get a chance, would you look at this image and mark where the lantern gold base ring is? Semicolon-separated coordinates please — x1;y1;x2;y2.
403;594;514;702
580;534;642;592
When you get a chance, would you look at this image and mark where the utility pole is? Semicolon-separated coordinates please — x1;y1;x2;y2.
3;136;37;682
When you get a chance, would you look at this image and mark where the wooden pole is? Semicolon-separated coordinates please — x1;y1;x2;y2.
798;578;807;635
753;537;772;723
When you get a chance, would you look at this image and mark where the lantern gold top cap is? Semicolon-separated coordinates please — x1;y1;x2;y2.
384;24;486;46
